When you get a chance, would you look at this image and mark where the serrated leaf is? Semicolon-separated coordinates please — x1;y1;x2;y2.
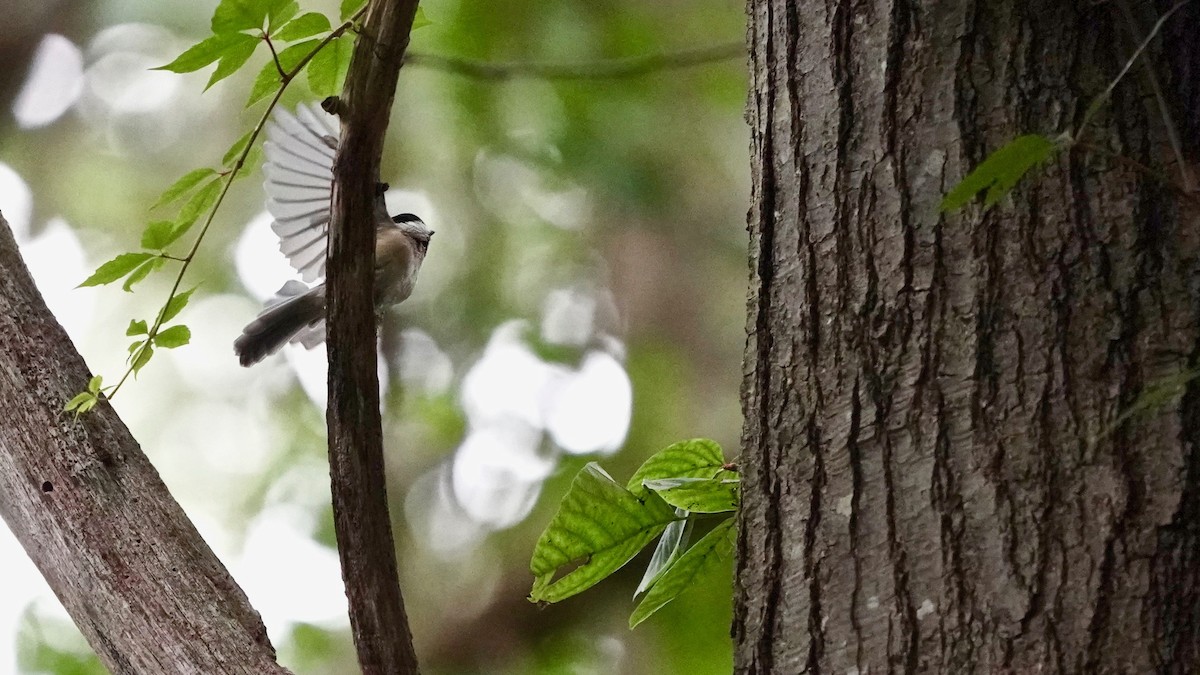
306;35;353;98
268;0;299;33
636;509;692;597
87;375;103;393
643;474;740;513
154;34;242;73
173;179;222;240
158;287;197;324
126;320;148;336
223;130;254;166
141;220;178;250
154;325;191;349
122;257;164;292
340;0;366;21
64;391;94;412
529;463;678;604
79;253;154;287
131;343;154;376
151;168;218;211
246;39;320;107
629;518;734;628
276;12;331;41
205;33;259;90
626;439;727;498
940;134;1058;212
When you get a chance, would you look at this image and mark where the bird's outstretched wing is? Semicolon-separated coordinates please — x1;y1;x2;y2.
263;104;338;282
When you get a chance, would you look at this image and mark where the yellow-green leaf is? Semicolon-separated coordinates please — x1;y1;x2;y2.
629;518;734;628
155;34;243;73
275;12;331;41
79;253;154;287
150;168;217;211
154;325;191;349
626;439;728;498
940;134;1059;212
205;33;259;90
306;35;353;98
122;257;164;292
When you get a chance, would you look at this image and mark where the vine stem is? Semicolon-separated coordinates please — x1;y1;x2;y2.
1074;0;1188;144
105;7;368;401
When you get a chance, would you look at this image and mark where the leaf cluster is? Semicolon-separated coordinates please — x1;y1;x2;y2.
528;439;737;628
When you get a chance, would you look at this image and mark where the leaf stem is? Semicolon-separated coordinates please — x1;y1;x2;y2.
104;7;368;401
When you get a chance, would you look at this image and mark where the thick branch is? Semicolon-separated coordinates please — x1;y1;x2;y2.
0;212;286;673
325;0;422;673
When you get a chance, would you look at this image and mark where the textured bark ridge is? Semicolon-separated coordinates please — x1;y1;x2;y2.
737;1;1200;672
0;213;287;673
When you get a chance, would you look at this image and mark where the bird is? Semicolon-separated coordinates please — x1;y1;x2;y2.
233;103;433;367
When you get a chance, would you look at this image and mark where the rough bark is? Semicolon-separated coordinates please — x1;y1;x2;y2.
0;213;287;673
737;1;1200;673
325;0;422;672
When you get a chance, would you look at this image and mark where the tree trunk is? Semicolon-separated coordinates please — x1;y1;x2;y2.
736;1;1200;672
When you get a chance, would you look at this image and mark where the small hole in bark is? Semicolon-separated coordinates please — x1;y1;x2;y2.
41;481;53;493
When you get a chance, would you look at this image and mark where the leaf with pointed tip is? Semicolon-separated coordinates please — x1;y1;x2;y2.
643;474;740;513
155;34;242;73
154;325;191;349
158;287;197;324
211;0;290;34
629;517;734;628
268;1;299;33
79;253;154;287
151;168;217;211
940;134;1058;212
87;375;103;393
122;257;164;292
131;343;154;376
529;463;678;604
635;509;692;597
275;12;331;41
205;33;259;90
172;179;222;241
141;220;178;251
64;391;95;413
245;39;319;107
626;439;728;498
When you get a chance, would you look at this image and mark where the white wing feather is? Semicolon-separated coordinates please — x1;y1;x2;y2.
263;104;339;282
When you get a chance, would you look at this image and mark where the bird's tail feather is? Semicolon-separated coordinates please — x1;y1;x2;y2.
234;283;325;366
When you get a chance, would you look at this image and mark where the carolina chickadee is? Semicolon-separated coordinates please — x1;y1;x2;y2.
234;104;433;367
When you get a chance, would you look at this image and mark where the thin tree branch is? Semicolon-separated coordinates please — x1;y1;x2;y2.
404;41;744;81
0;212;288;673
325;0;422;673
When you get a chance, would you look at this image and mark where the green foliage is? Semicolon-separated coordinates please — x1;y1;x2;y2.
158;287;197;324
276;12;332;41
307;36;354;98
529;439;737;627
246;39;321;107
63;376;106;415
154;325;192;349
940;134;1059;212
629;518;734;628
204;33;259;90
78;253;154;288
150;168;218;211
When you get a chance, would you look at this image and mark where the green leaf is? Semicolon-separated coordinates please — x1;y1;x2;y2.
141;220;178;250
126;320;148;336
154;34;243;73
79;253;154;287
122;257;164;292
246;39;319;107
223;130;254;166
158;287;197;324
529;463;678;604
306;35;353;98
131;342;154;376
636;511;691;596
151;168;217;211
275;12;331;41
643;474;740;513
268;0;299;33
87;375;103;393
173;179;222;240
211;0;289;34
412;6;431;31
205;33;260;90
64;391;95;413
626;439;728;498
940;134;1058;212
340;0;366;22
77;398;98;414
629;518;735;628
154;325;192;349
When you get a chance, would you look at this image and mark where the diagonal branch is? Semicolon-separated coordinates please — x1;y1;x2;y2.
404;41;744;81
325;0;422;673
0;212;288;673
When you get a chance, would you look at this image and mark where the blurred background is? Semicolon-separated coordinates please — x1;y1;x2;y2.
0;0;747;672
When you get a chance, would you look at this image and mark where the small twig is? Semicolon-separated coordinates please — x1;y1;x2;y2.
105;8;367;401
404;41;744;81
1114;0;1195;192
1074;0;1188;143
263;32;286;79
